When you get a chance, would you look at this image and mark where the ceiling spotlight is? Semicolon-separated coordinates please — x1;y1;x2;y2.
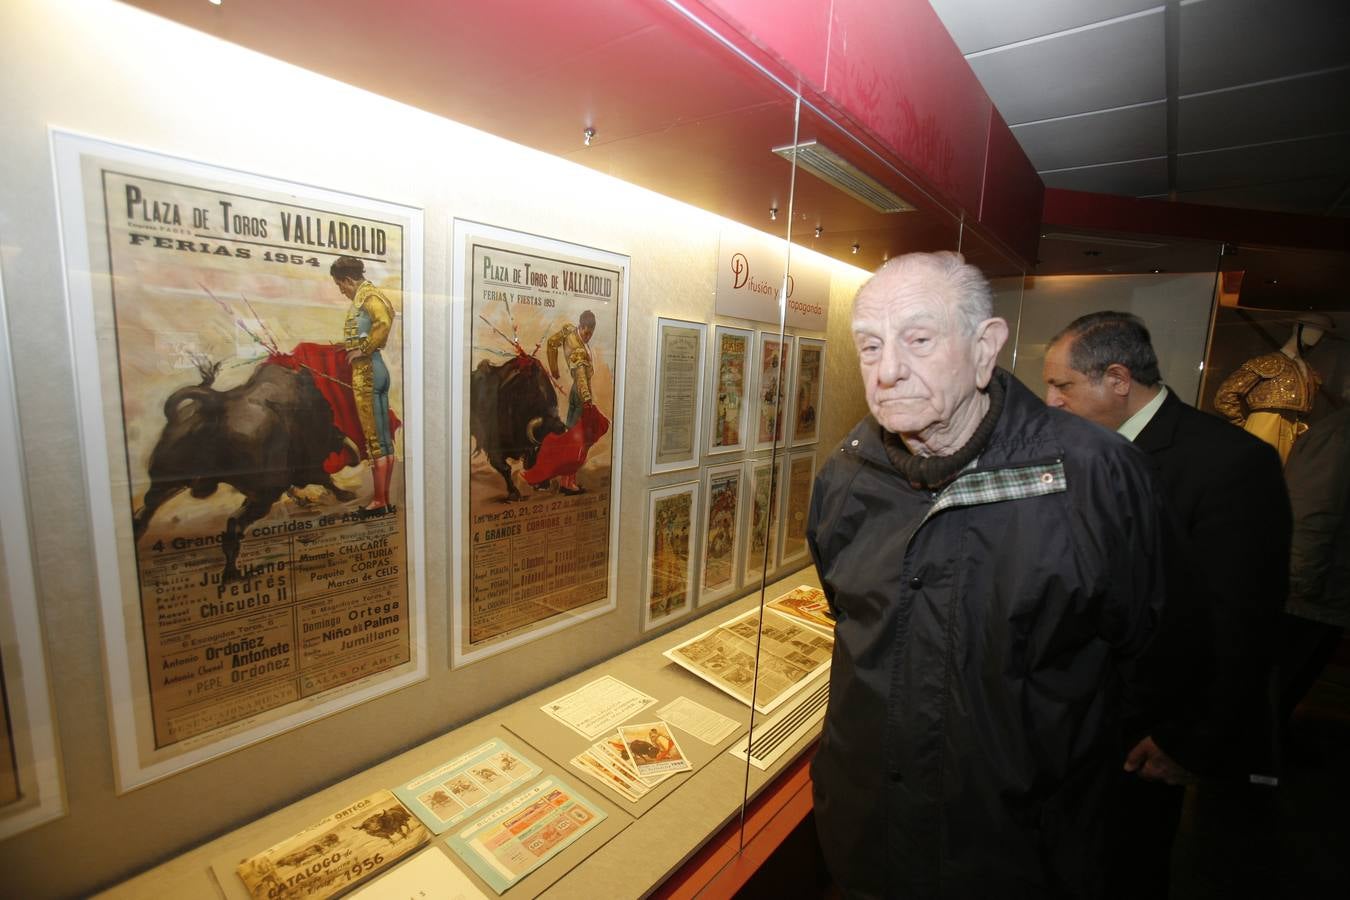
1151;268;1163;274
851;242;860;255
1265;278;1279;285
769;207;778;221
208;0;222;5
814;226;823;238
882;253;889;262
582;127;596;147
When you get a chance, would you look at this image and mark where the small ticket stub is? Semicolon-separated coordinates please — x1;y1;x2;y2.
235;790;430;900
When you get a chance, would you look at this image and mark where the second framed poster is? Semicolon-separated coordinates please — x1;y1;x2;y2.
742;457;779;587
779;450;817;568
706;325;753;457
452;221;628;664
789;338;826;447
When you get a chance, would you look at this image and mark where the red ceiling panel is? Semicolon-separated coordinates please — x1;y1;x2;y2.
821;0;992;219
979;108;1045;268
697;0;833;87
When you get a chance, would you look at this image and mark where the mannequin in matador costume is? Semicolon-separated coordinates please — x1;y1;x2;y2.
1214;312;1333;464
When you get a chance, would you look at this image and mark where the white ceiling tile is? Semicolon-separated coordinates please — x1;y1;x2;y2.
1013;101;1166;170
1177;133;1350;190
1179;68;1350;152
1179;0;1350;94
968;9;1165;124
1040;157;1169;195
927;0;1160;55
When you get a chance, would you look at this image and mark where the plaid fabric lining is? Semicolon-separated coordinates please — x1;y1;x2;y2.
921;460;1066;527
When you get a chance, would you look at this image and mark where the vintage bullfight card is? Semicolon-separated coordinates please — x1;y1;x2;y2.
451;221;628;665
393;737;541;834
764;585;835;633
444;776;605;893
617;721;692;783
52;132;426;791
235;790;430;900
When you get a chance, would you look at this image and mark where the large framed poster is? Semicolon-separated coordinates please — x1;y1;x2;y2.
789;337;826;447
742;457;779;587
649;318;705;474
452;221;628;664
778;450;816;568
705;325;753;457
0;259;65;837
52;132;426;791
641;482;699;632
698;462;744;607
753;332;792;453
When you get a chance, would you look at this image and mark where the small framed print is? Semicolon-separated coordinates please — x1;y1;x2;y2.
642;482;700;631
742;457;779;587
753;332;792;452
778;450;817;568
706;325;753;457
698;463;745;606
789;337;826;447
650;318;706;474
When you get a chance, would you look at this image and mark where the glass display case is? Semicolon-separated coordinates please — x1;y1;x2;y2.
0;1;1041;897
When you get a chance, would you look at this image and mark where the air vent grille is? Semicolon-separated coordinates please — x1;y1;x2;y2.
773;140;914;214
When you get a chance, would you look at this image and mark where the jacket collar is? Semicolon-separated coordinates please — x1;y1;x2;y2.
843;369;1055;471
1131;387;1183;453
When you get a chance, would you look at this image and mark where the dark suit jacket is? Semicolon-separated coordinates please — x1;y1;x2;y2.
1133;388;1291;778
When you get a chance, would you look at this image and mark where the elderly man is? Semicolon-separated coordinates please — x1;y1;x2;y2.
1043;311;1289;897
807;253;1173;898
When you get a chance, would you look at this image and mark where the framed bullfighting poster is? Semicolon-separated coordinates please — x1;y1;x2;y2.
789;337;825;447
705;324;753;457
697;462;744;607
52;132;426;791
451;221;628;665
642;482;699;632
0;266;66;837
649;318;705;475
752;332;791;453
778;450;816;568
742;457;779;588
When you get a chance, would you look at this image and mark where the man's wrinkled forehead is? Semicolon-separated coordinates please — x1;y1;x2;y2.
852;273;956;328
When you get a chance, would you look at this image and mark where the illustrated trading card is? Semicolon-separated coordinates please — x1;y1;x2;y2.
617;721;693;783
235;790;429;900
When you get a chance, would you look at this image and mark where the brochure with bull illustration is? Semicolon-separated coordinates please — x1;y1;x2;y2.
764;584;835;634
235;789;429;900
393;737;541;834
444;776;605;894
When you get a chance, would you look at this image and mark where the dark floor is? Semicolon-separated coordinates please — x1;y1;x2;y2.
738;656;1350;899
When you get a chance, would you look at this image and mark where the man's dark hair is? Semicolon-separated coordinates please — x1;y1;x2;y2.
1050;311;1162;387
329;256;365;281
579;309;597;330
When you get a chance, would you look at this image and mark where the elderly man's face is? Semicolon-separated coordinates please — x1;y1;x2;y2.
852;280;984;437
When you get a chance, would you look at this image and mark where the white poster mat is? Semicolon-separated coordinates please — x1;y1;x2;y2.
0;253;66;837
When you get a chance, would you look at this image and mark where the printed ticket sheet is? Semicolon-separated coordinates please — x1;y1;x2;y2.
347;849;489;900
617;721;693;783
764;585;835;633
663;608;834;715
445;776;605;894
655;696;742;745
235;790;429;900
393;738;541;834
540;675;657;739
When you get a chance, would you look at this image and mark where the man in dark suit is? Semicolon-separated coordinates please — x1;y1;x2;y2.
1043;310;1291;898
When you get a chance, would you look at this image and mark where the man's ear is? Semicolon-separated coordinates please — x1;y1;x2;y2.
973;318;1009;390
1104;362;1134;396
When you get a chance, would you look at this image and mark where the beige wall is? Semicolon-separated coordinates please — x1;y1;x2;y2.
0;1;880;895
